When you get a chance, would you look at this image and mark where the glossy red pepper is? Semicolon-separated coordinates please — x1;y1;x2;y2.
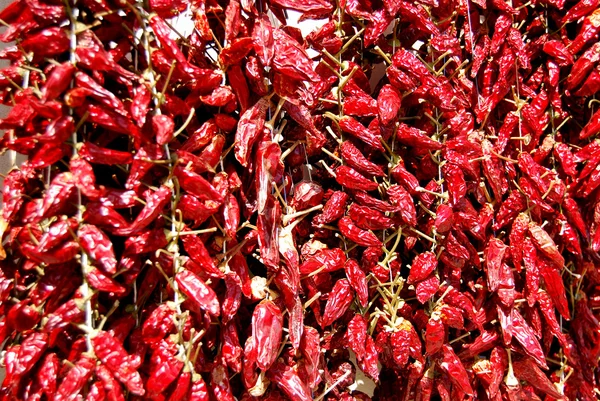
252;300;283;370
175;268;220;317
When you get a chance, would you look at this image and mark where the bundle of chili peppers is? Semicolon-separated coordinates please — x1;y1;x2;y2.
1;0;600;399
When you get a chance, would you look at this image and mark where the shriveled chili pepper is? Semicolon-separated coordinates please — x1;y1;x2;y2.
436;344;473;395
181;231;223;278
78;224;117;274
396;123;443;151
511;308;548;368
338;116;384;152
41;62;75;102
153;114;175;146
92;330;144;395
53;355;95;401
340;141;385;177
266;361;312;401
175;268;220;316
339;217;382;247
147;338;184;395
113;185;171;236
234;97;269;167
335;165;379;192
252;300;283;370
408;252;437;284
322;279;355;327
387;184;417;226
299;247;346;275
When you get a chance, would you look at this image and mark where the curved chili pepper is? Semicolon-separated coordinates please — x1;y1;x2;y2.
175;268;220;316
335;165;379;192
338;217;382;247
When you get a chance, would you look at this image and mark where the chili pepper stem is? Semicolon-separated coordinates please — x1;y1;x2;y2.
321;147;343;163
335;27;365;58
373;46;392;65
319;160;337;178
314;370;352;401
172;107;196;138
282;204;323;226
280;141;301;162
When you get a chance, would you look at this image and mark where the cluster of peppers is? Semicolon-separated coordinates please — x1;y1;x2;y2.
1;0;600;399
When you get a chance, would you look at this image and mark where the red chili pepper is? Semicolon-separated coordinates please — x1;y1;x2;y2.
396;123;443;151
343;259;368;308
353;190;397;213
177;194;220;227
539;260;571;320
416;275;440;304
153;114;175;146
222;320;242;373
492;190;527;231
86;267;126;295
313;191;349;226
21;27;69;58
188;373;210;401
521;239;539;306
175;268;220;316
84;382;106;401
340;141;385;177
569;9;600;54
112;185;171;236
528;222;565;270
408;252;437;284
338;217;382;247
76;103;142;143
83;202;130;232
209;364;234;401
357;335;380;382
436;344;473;395
566;42;600;90
348;203;393;231
234;97;269;167
78;224;117;274
141;303;176;344
266;361;312;401
41;62;75;102
73;72;128;116
424;313;445;356
92;330;144;395
334;165;379;192
387;184;417;226
343;95;378;117
299;247;346;275
167;371;191;401
53;355;95;401
377;84;401;126
257;194;282;270
222;273;242;325
147;339;184;395
252;300;283;370
338;116;384;152
181;230;223;278
511;308;548;368
95;364;125;401
322;279;355;328
79;142;133;165
21;240;79;265
296;325;320;388
197;134;226;171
